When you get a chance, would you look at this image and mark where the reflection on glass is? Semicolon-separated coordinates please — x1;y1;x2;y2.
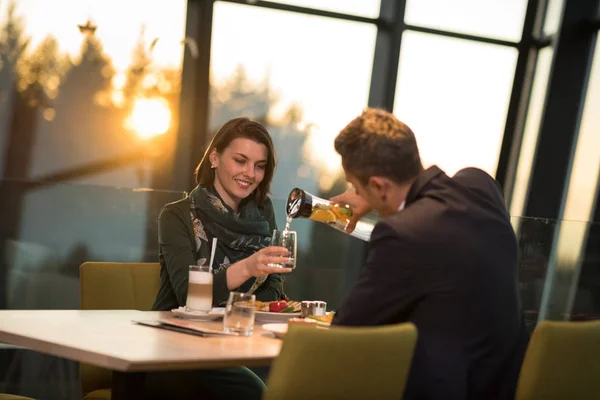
0;178;186;397
543;0;565;36
263;0;381;18
393;31;517;177
405;0;527;41
1;179;186;310
210;2;375;305
0;0;187;188
513;216;556;331
509;48;554;221
540;40;600;320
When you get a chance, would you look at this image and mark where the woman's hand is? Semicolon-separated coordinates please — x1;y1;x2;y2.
225;246;292;290
330;189;372;233
242;246;293;277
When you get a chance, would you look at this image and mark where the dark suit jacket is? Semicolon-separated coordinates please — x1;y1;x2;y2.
333;166;529;400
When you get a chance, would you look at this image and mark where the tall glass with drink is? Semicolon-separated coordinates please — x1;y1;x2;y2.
185;265;213;312
268;229;297;269
223;292;255;336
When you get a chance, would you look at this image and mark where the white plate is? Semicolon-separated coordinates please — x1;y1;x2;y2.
255;311;301;323
262;323;288;338
171;307;225;321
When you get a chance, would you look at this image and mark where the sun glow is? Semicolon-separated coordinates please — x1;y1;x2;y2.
125;97;171;139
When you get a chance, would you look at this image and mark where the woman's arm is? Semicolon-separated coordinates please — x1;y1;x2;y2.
159;206;231;306
158;207;197;306
253;273;283;301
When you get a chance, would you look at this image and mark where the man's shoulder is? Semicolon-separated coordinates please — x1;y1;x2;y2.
452;167;503;194
372;212;417;242
451;167;507;211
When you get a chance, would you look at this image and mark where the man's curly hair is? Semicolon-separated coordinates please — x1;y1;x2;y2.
334;108;423;185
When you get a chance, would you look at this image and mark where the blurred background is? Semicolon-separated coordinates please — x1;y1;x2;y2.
0;0;598;397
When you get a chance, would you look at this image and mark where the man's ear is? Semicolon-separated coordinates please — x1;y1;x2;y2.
367;176;388;195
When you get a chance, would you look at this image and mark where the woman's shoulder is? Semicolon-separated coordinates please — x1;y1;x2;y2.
159;197;192;220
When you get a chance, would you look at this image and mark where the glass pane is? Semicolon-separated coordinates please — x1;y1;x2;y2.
514;216;600;328
0;0;187;187
405;0;527;42
537;219;600;321
0;178;186;397
393;32;518;177
210;2;376;305
0;2;187;395
514;216;557;331
262;0;381;18
509;47;554;220
543;0;566;36
542;39;600;320
562;35;600;224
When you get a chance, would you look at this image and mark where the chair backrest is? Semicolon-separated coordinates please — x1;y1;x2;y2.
515;320;600;400
80;262;160;310
79;262;160;396
264;322;418;400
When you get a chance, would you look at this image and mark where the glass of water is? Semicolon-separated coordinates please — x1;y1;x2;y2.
223;292;256;336
268;229;297;269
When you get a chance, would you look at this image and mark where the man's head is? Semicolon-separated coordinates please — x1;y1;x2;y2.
334;108;423;216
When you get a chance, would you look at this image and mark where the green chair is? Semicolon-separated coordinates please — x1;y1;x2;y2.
515;320;600;400
79;262;161;400
264;322;418;400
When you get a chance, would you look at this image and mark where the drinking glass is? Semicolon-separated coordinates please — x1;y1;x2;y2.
185;265;213;312
223;292;256;336
268;229;297;269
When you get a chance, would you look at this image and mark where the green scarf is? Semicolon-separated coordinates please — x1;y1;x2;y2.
189;186;272;294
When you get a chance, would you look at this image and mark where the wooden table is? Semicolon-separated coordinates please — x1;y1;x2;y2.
0;310;283;399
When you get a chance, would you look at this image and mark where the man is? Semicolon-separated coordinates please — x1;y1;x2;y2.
331;108;529;400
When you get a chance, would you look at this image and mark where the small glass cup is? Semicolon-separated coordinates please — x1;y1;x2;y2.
223;292;256;336
268;229;297;269
185;265;213;312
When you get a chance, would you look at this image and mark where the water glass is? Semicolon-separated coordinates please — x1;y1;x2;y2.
268;229;297;269
223;292;256;336
185;265;213;312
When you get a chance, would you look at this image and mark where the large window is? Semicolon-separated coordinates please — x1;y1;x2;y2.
210;1;376;304
509;47;554;219
0;0;187;188
542;39;600;320
405;0;527;41
211;2;375;197
393;31;518;176
0;0;188;311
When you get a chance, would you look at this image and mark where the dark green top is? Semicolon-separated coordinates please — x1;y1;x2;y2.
151;195;283;311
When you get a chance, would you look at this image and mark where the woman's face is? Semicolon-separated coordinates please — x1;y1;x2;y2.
210;137;268;211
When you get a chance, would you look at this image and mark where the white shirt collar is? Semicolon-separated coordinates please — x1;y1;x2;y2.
398;201;406;212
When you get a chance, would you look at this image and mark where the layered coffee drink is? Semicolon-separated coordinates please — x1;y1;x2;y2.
186;266;213;312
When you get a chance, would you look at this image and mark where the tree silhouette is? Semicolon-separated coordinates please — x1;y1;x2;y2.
0;0;29;70
16;35;69;109
62;34;115;108
121;25;158;106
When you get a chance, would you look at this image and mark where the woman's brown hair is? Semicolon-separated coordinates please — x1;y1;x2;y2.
194;117;276;205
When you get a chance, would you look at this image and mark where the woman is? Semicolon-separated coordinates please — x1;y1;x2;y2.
150;117;292;399
153;117;292;312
